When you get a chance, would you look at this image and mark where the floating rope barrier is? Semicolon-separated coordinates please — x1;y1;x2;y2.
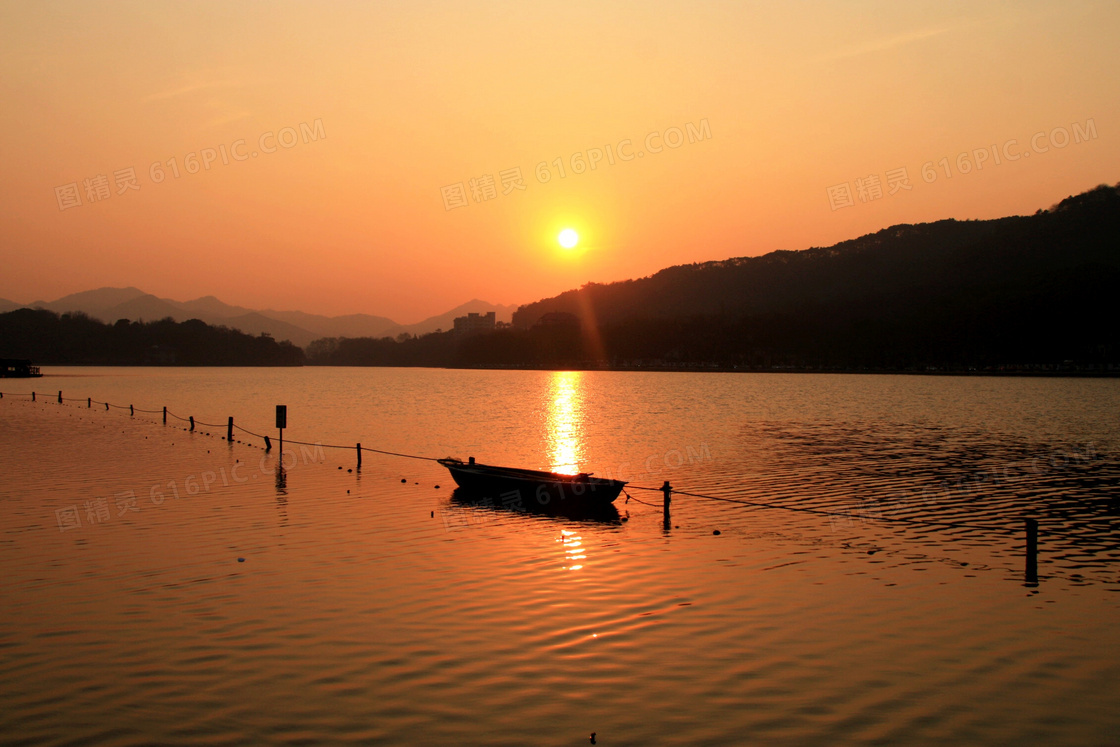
624;482;1021;534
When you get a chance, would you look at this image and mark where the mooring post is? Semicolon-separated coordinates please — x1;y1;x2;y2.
276;405;287;460
87;397;91;408
130;404;134;416
162;406;167;424
227;416;234;442
356;442;362;470
31;391;35;402
662;480;672;529
58;390;62;403
1025;517;1039;587
104;402;108;410
189;416;195;432
264;435;272;452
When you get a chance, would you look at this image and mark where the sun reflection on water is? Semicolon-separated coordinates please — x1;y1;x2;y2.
546;371;585;475
559;530;585;571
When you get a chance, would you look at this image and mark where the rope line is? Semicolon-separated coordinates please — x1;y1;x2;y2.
624;482;1019;534
623;489;660;508
232;423;268;439
360;446;439;462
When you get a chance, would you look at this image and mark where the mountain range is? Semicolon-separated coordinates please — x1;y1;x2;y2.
0;290;517;348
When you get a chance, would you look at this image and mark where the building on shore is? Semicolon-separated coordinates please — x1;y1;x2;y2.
453;311;496;335
0;358;42;378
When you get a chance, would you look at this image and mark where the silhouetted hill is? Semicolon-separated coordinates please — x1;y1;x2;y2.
502;184;1120;370
309;183;1120;372
0;309;304;366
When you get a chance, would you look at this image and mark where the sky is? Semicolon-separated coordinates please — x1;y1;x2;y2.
0;0;1117;323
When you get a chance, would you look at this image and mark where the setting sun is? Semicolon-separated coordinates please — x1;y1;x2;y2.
558;229;579;249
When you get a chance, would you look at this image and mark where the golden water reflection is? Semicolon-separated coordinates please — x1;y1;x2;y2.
546;371;585;475
559;530;585;571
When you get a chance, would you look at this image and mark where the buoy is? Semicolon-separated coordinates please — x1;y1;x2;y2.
435;485;440;489
713;530;721;535
347;468;352;473
237;558;245;563
401;478;406;483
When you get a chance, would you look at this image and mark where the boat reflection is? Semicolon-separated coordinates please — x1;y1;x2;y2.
449;487;621;524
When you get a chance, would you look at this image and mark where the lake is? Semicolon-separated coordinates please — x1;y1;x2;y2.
1;367;1118;745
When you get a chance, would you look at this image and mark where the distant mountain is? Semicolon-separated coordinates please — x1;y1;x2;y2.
33;286;147;315
259;309;400;341
17;286;516;349
100;293;186;324
174;295;254;318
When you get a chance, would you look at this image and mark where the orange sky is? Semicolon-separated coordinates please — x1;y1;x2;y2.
1;1;1117;323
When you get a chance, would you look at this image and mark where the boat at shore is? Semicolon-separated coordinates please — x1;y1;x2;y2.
437;457;627;507
1;359;42;378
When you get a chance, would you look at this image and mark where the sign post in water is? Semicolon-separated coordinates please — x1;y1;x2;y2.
276;405;287;457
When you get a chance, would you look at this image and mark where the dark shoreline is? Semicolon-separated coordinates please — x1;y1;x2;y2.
19;363;1120;379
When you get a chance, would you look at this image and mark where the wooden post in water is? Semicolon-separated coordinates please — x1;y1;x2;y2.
227;416;234;442
356;443;362;470
264;435;272;451
58;391;62;403
662;481;672;530
163;406;167;424
1025;518;1039;587
31;391;35;402
105;402;108;410
130;404;134;416
189;416;195;432
88;397;91;408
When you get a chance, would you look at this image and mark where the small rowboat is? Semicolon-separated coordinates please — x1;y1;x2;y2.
437;457;627;507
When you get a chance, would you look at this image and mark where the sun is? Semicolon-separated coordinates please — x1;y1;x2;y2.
558;228;579;249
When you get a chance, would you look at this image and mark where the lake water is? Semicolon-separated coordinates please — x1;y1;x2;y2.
1;367;1118;745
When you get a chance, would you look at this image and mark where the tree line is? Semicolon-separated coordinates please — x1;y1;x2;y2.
0;309;304;366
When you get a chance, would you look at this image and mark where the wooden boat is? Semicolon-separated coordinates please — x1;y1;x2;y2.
437;457;627;507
